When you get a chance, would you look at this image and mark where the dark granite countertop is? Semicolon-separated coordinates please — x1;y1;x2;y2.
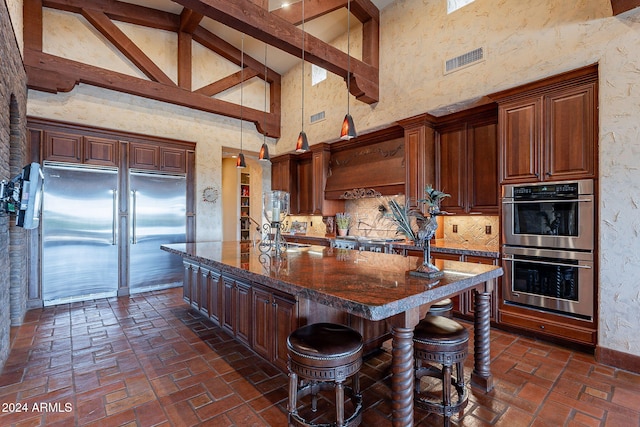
162;242;503;322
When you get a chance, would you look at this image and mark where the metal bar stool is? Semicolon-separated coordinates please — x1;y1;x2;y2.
287;323;363;427
413;315;469;427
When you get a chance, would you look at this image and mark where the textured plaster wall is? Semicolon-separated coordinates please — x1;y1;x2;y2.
14;0;640;357
280;0;639;358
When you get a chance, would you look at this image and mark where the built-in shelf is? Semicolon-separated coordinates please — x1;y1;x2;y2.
240;172;250;241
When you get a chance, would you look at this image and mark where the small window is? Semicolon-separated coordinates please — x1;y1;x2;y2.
447;0;475;14
311;64;327;86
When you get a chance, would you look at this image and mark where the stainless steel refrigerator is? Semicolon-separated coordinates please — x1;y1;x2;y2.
42;164;120;304
128;171;186;293
41;164;186;305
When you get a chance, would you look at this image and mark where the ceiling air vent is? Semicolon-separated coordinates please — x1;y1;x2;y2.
310;111;325;124
444;47;485;74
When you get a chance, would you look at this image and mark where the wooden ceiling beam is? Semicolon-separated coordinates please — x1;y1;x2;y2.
24;49;282;138
43;0;179;31
610;0;640;14
271;0;379;25
194;68;259;97
81;8;175;85
173;0;379;103
24;0;43;51
180;8;203;33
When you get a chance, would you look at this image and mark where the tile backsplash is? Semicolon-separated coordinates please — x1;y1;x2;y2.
285;198;499;247
441;215;499;247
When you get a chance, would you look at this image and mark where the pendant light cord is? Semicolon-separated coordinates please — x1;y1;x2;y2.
301;0;305;133
264;44;268;142
346;0;351;116
240;35;244;153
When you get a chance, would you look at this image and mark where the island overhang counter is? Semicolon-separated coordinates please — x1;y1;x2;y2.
161;241;503;427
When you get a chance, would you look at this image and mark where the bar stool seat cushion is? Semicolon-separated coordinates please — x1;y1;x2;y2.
288;322;363;359
414;315;468;345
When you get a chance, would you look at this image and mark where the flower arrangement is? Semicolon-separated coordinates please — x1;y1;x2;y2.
335;212;351;230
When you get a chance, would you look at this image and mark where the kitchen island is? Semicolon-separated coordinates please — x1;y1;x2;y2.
162;241;503;427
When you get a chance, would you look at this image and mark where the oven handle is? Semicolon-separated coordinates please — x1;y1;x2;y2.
502;256;592;269
502;198;592;204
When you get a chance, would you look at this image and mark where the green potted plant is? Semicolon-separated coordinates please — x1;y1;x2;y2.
335;213;351;236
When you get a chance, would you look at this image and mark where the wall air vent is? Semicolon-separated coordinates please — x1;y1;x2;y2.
310;111;325;124
444;47;485;74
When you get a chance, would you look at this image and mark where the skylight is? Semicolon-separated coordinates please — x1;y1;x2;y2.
447;0;475;14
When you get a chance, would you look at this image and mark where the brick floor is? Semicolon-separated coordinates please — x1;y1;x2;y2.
1;288;639;426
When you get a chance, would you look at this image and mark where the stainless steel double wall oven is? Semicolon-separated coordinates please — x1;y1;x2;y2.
501;179;595;320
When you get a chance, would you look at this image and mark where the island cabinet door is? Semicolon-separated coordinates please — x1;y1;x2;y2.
206;268;222;324
251;286;297;372
235;280;252;346
221;275;252;346
221;276;235;334
182;261;199;307
272;293;297;372
251;286;272;361
198;266;211;315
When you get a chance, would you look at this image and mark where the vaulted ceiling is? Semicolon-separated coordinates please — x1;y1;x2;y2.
23;0;637;139
24;0;393;139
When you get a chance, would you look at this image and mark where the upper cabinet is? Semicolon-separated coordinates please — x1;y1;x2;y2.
436;104;499;215
43;130;119;167
398;115;437;209
491;64;598;184
31;118;194;174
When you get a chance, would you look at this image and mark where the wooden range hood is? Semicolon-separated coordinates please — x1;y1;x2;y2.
324;124;405;199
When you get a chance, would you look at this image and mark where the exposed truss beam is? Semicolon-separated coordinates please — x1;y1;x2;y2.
81;8;174;85
172;0;379;103
610;0;640;14
26;0;381;138
24;49;281;136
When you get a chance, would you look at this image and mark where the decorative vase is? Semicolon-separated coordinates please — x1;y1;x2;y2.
409;213;443;279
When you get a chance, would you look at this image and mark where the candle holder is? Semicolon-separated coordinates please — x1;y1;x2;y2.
258;191;290;257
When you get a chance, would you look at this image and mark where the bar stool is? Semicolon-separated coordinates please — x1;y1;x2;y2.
427;298;453;318
287;323;363;427
413;315;469;427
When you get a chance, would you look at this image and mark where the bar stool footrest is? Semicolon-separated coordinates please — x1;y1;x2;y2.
289;381;362;427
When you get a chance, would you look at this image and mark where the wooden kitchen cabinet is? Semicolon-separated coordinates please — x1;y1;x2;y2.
398;115;437;209
252;285;298;372
311;144;344;216
222;275;252;346
493;65;597;184
201;266;221;324
296;154;313;214
43;130;82;163
44;130;119;167
271;153;298;213
436;104;499;215
84;135;119;166
182;260;198;308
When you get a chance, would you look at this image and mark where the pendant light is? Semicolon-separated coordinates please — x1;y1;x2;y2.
236;35;247;168
295;0;310;153
259;43;271;162
340;0;357;140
